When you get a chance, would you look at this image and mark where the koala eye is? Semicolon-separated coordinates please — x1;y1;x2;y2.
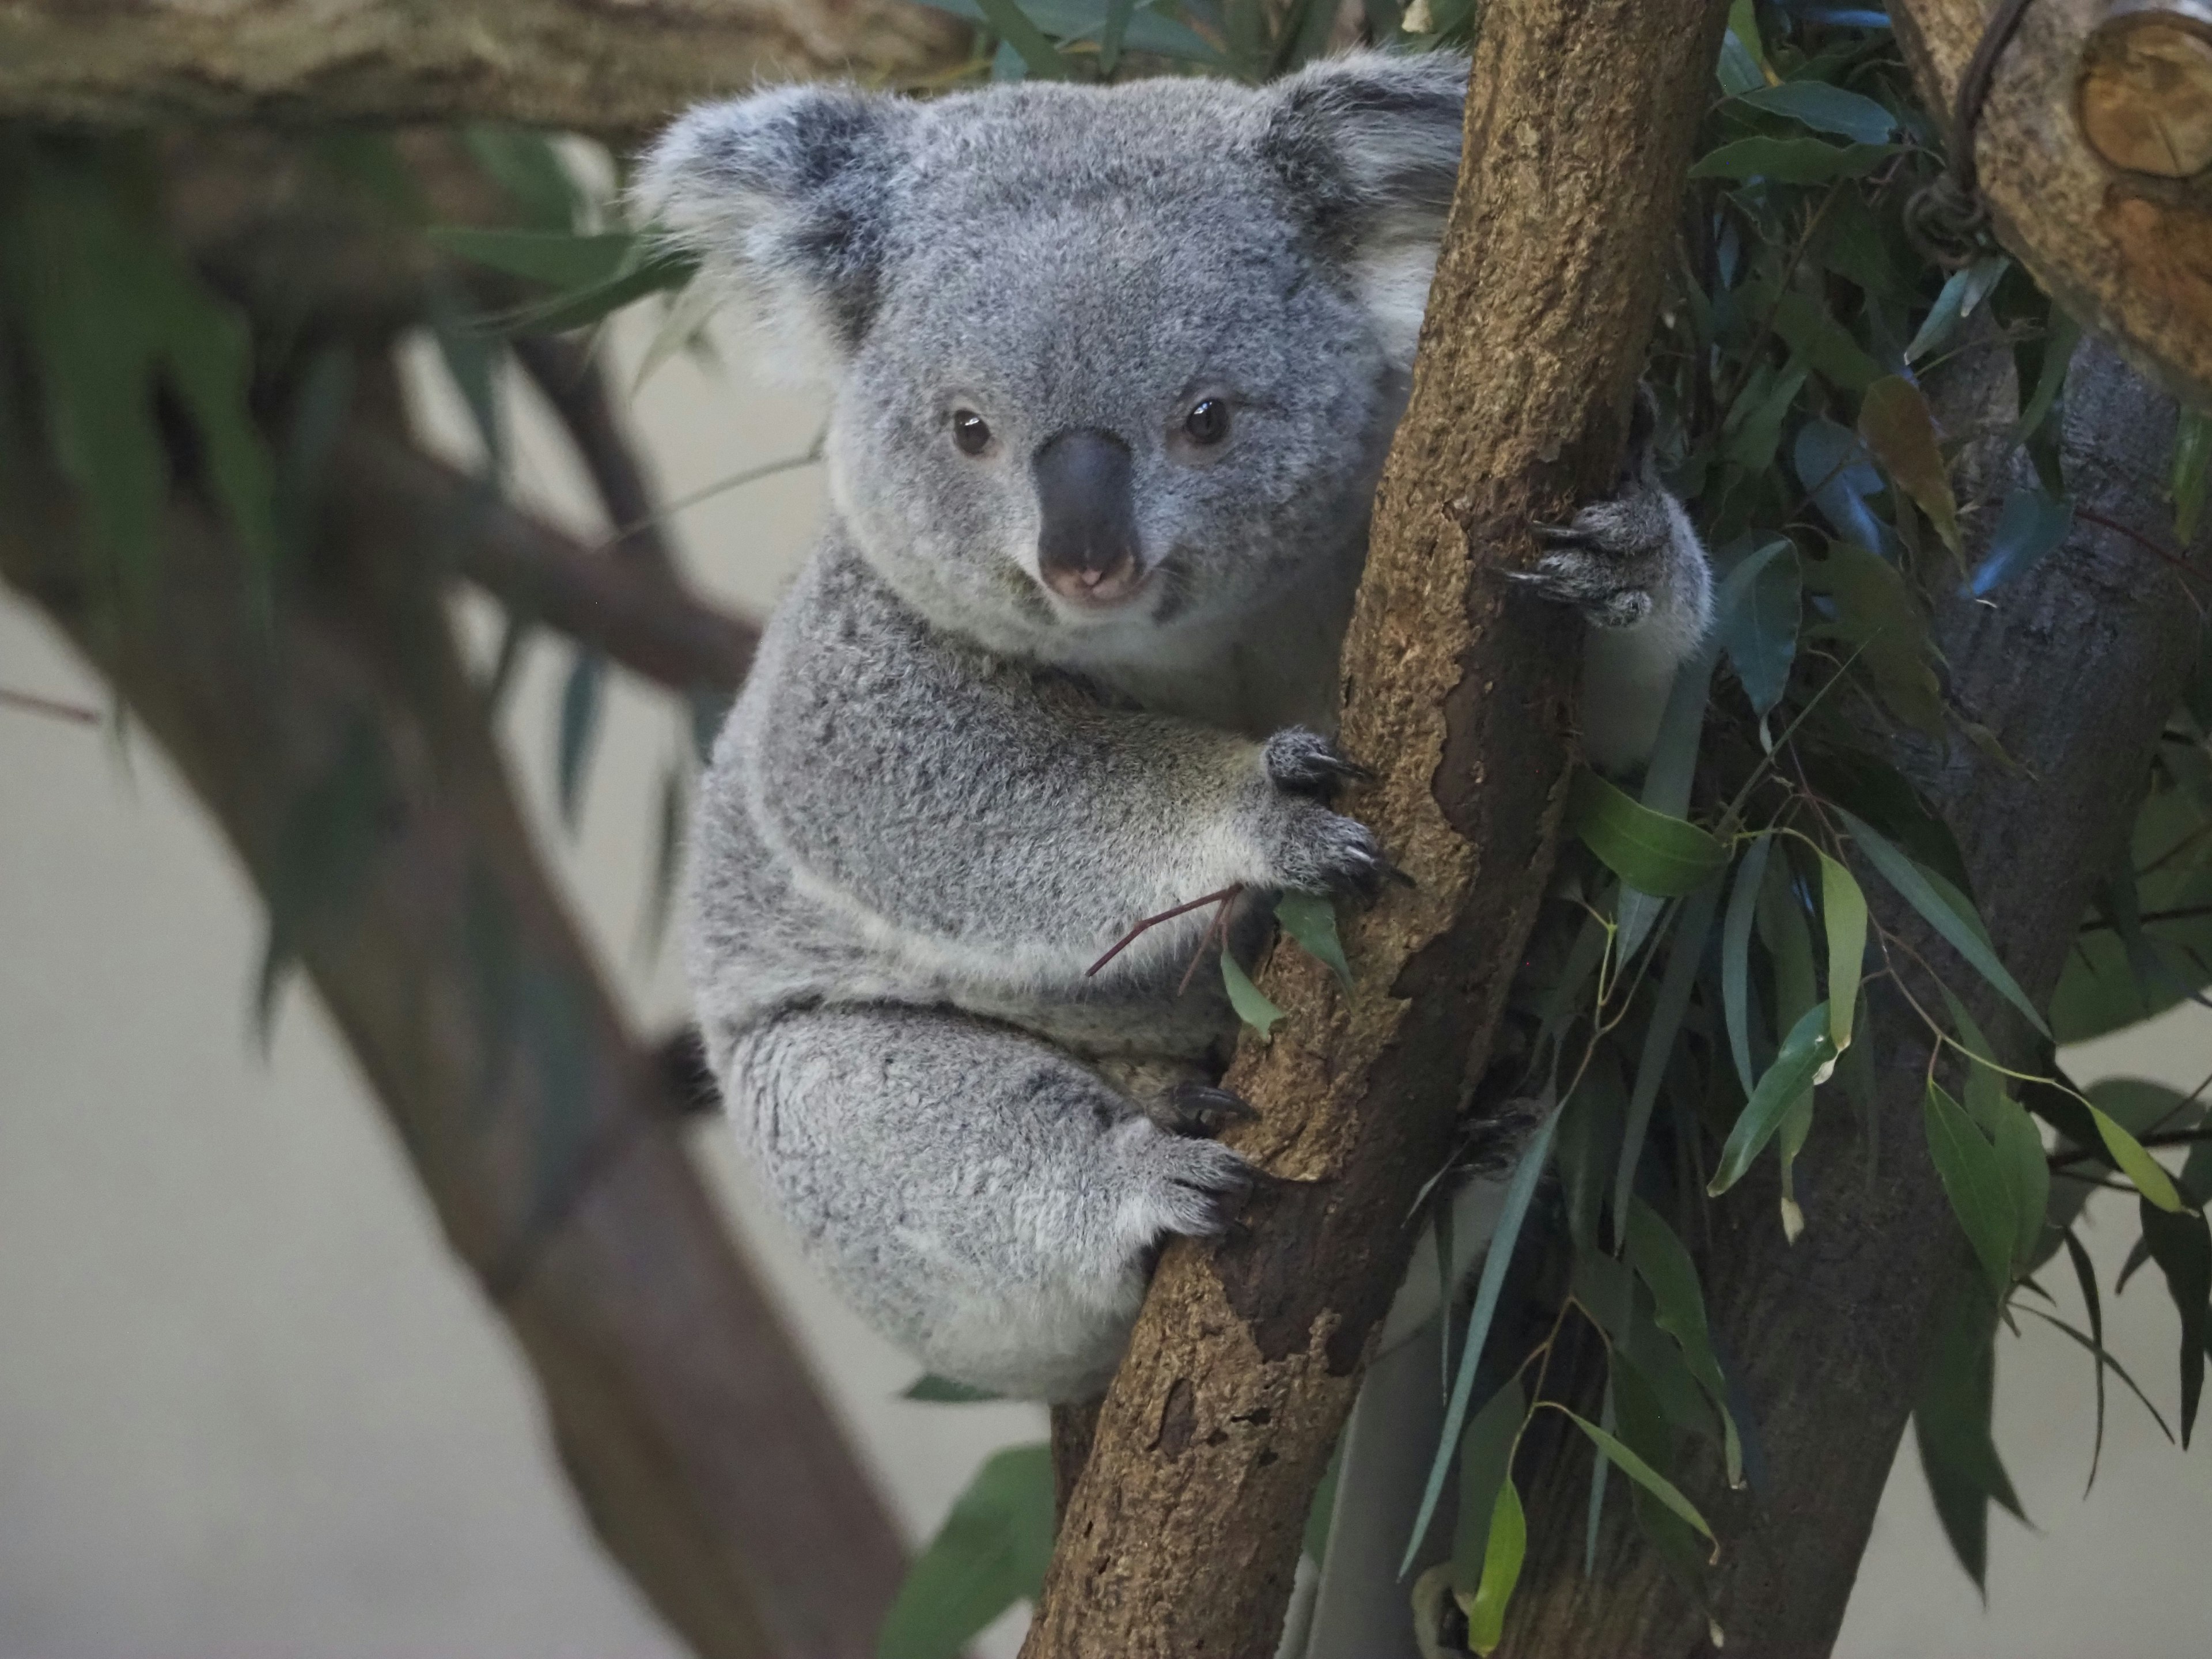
1183;398;1230;446
951;409;993;456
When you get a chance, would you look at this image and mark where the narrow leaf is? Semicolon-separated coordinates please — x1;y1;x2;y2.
1734;81;1897;142
1219;949;1283;1039
427;228;641;290
2089;1102;2187;1211
1567;768;1730;897
1625;1199;1745;1487
2061;1230;2108;1491
2175;409;2212;543
1616;884;1720;1229
1710;1002;1838;1196
1906;256;2008;363
1721;832;1773;1098
2139;1199;2211;1447
1553;1408;1715;1548
971;0;1073;77
1834;808;2049;1035
1817;851;1868;1052
1275;892;1351;990
877;1444;1054;1659
1925;1081;2017;1299
1450;1378;1527;1601
1721;545;1801;715
1968;487;2073;597
1459;1477;1525;1655
1689;137;1896;183
1859;375;1961;555
557;649;606;832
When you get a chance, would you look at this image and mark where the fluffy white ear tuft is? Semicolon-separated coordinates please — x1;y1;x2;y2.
1262;51;1469;372
633;84;912;385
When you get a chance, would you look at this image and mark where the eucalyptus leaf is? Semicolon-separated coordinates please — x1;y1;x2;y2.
558;649;607;832
1689;138;1896;184
1450;1378;1527;1603
429;227;641;290
1734;81;1897;143
1905;256;2008;363
1275;891;1351;989
878;1444;1054;1659
2175;409;2212;543
1967;487;2073;597
1722;832;1775;1098
1566;768;1730;897
1459;1476;1525;1655
1858;375;1961;554
1219;948;1283;1039
1721;543;1800;715
1710;1002;1837;1196
1553;1407;1715;1547
2138;1199;2210;1448
1816;850;1868;1052
1925;1081;2017;1299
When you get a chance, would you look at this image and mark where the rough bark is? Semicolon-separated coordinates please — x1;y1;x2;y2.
0;0;969;133
1020;6;1732;1656
0;418;900;1659
1892;0;2212;409
1497;339;2208;1657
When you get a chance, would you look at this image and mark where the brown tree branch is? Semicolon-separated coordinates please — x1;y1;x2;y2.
1020;6;1732;1655
335;430;758;694
1498;340;2209;1656
0;0;971;133
512;333;680;579
1892;0;2212;408
0;421;897;1659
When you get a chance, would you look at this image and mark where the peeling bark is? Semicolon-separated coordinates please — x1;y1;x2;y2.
1020;6;1732;1655
1893;0;2212;408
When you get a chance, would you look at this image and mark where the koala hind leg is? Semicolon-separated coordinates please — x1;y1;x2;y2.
725;1005;1249;1402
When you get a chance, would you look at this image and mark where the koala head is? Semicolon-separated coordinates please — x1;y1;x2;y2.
638;54;1466;663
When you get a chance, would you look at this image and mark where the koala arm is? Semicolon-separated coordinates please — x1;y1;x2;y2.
736;543;1380;992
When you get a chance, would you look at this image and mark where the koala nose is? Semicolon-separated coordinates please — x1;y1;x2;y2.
1032;427;1145;607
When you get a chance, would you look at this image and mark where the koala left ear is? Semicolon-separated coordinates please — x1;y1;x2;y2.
1262;51;1469;372
634;84;914;382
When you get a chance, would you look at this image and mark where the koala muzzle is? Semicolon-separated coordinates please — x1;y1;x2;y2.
1032;427;1145;607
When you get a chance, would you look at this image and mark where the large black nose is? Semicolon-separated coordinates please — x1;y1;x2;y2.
1032;427;1143;606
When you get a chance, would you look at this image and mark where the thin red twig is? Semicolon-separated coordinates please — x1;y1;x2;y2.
1086;884;1242;979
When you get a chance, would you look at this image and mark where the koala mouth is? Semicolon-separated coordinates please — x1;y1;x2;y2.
1041;557;1151;611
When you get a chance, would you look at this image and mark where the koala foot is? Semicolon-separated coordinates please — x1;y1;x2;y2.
1153;1080;1258;1138
1114;1118;1254;1240
1253;728;1388;899
1513;483;1684;630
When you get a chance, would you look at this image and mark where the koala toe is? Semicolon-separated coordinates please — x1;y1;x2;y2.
1153;1080;1258;1138
1113;1119;1254;1242
1262;728;1372;797
1511;548;1660;631
1271;801;1387;900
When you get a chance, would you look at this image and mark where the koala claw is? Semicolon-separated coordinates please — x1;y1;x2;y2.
1272;805;1388;901
1511;555;1656;630
1157;1080;1258;1137
1263;728;1372;797
1514;482;1676;631
1133;1130;1255;1239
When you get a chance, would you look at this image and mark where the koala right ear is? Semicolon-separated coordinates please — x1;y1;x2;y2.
635;85;913;382
1262;51;1470;373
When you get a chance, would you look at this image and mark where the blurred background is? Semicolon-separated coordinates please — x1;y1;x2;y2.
3;298;2207;1658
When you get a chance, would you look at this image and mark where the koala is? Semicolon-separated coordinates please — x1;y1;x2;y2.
640;51;1711;1404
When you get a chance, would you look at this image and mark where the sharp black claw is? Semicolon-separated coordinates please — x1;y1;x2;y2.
1171;1081;1259;1122
1378;858;1418;889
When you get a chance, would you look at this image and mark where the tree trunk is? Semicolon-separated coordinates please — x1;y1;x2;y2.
0;0;968;132
0;398;906;1659
1021;6;1730;1655
1892;0;2212;409
1497;338;2208;1657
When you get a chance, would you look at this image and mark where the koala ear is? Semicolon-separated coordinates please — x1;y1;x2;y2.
634;85;912;382
1262;51;1469;371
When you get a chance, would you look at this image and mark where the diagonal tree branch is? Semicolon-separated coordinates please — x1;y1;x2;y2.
0;411;896;1659
512;333;681;580
0;0;971;132
1021;5;1732;1654
337;430;758;694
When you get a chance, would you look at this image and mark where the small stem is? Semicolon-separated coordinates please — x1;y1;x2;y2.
1087;885;1243;978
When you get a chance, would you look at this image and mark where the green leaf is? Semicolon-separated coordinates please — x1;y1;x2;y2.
1624;1200;1744;1487
1450;1378;1527;1602
1689;137;1896;184
2088;1101;2187;1212
1719;544;1800;715
1403;1103;1558;1574
1967;486;2073;597
916;0;1221;62
2018;1304;2176;1445
2061;1230;2109;1491
1219;948;1284;1039
1721;832;1773;1099
428;227;642;290
497;249;699;336
2175;410;2212;543
1099;0;1137;71
2015;310;2081;445
1275;891;1351;990
2139;1200;2210;1446
1552;1407;1715;1548
1925;1081;2017;1299
1734;81;1897;143
1771;290;1886;392
901;1374;1005;1403
1833;808;2050;1035
1616;884;1720;1231
461;126;582;231
878;1444;1054;1659
1567;768;1730;897
1905;256;2008;363
971;0;1074;77
1816;851;1868;1053
1914;1279;2020;1593
1711;1002;1838;1196
639;762;686;960
1859;375;1961;555
1719;0;1768;94
1459;1476;1525;1655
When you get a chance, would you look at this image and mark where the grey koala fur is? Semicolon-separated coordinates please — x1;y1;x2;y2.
641;51;1711;1403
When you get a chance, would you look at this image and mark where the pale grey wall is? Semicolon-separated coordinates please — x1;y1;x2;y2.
0;308;2203;1657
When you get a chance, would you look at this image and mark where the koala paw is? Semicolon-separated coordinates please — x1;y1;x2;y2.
1115;1118;1254;1240
1268;796;1388;900
1514;484;1678;631
1262;728;1372;797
